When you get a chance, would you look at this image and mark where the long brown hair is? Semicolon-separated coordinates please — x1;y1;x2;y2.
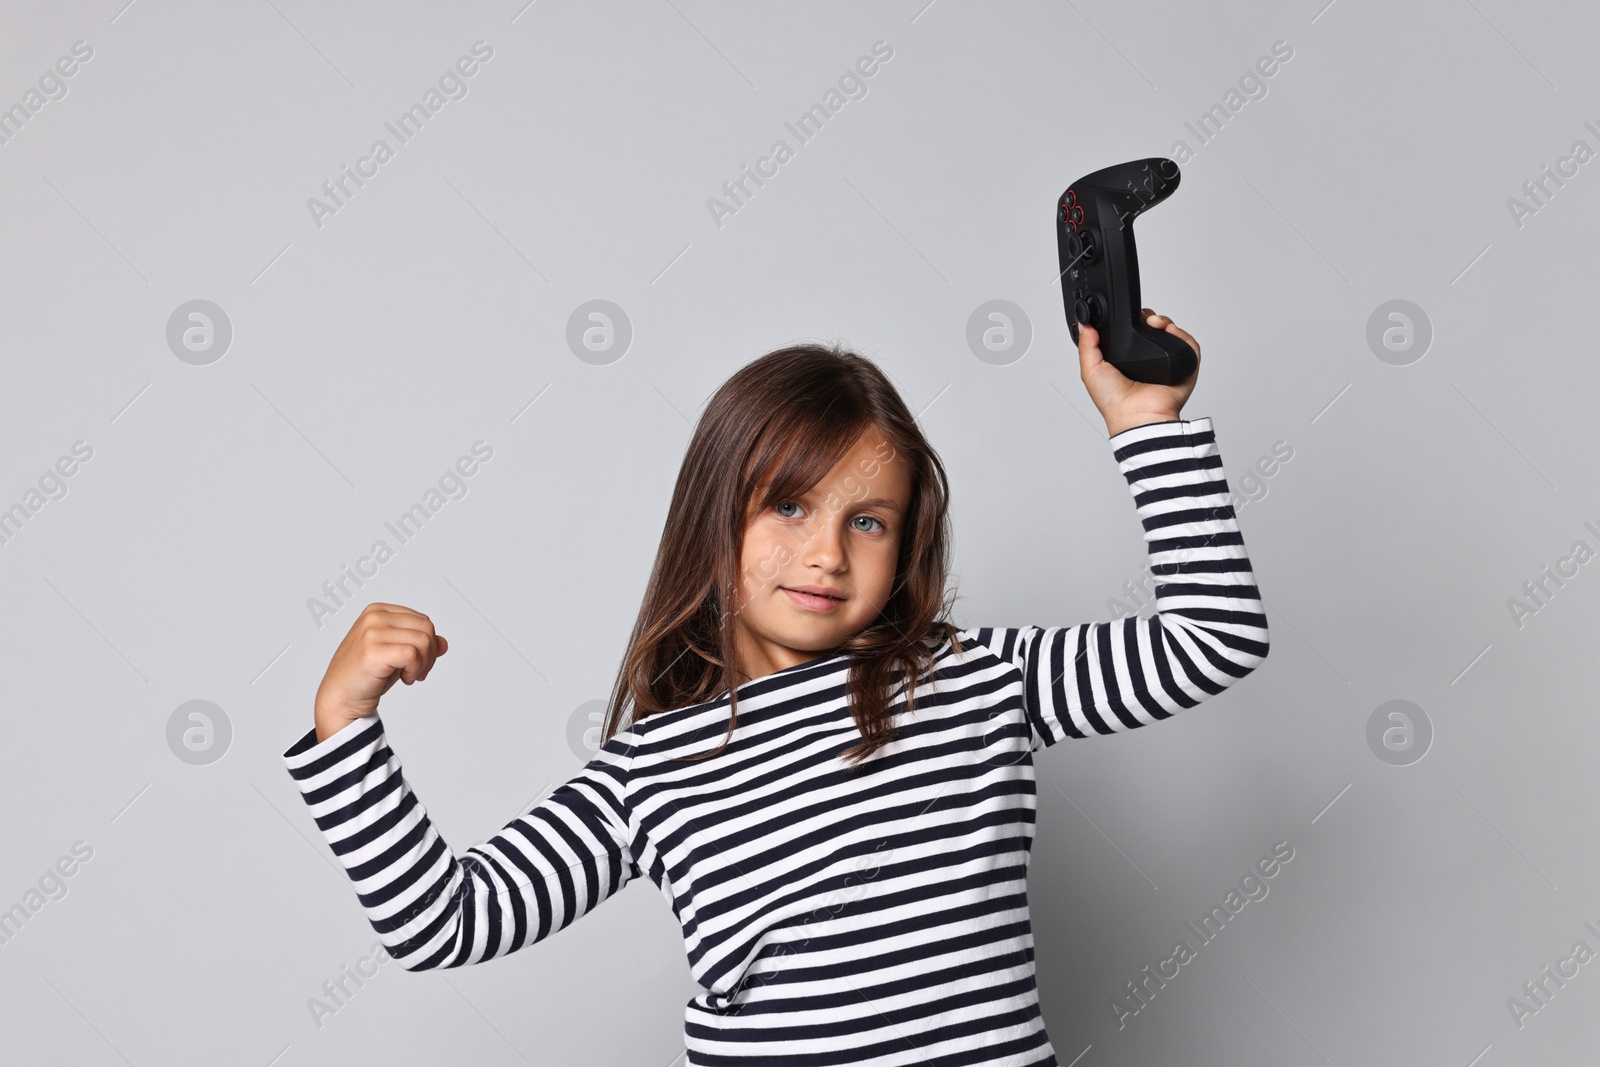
601;340;965;767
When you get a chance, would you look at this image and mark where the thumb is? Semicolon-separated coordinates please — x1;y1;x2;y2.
1076;322;1104;380
436;635;449;656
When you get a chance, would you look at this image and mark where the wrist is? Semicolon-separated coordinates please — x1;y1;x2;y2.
314;704;364;744
1105;411;1183;438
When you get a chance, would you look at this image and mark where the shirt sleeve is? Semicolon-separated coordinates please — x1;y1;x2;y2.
958;416;1269;752
281;712;641;970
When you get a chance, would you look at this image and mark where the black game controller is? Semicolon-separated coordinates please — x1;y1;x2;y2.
1057;157;1196;385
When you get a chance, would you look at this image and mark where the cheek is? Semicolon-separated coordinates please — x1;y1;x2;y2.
862;540;902;601
740;525;785;585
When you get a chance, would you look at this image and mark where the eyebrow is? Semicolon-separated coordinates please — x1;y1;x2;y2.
763;487;904;513
845;496;902;512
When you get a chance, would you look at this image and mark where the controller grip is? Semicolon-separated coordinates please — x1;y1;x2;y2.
1101;317;1196;385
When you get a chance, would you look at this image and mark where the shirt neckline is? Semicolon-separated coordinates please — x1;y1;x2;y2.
729;647;850;698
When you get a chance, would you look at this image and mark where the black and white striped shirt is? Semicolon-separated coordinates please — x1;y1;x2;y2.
283;416;1269;1065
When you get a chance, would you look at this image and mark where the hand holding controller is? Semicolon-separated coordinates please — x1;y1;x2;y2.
1057;157;1197;385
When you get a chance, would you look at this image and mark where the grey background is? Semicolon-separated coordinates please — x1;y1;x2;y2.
1;0;1595;1064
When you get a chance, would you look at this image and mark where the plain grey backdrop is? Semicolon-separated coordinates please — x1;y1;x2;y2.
2;0;1596;1063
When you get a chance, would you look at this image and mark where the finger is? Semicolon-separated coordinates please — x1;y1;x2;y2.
422;634;447;679
368;608;436;641
1164;322;1200;359
369;639;428;685
1076;322;1104;380
364;603;428;621
358;604;433;645
369;626;440;678
368;611;441;675
360;601;426;619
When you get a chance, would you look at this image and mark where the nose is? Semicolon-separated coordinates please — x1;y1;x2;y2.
797;512;846;572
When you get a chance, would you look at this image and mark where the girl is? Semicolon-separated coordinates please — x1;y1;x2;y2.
283;311;1269;1065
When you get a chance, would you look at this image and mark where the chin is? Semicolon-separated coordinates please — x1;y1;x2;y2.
782;624;851;649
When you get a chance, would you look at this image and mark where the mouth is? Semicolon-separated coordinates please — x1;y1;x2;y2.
781;586;848;612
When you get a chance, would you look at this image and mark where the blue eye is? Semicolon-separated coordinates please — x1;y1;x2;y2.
772;503;886;533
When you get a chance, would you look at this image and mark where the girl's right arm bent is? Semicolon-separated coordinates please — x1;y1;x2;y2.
285;603;642;970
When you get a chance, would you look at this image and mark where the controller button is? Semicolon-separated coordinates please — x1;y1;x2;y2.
1067;205;1084;225
1064;230;1096;263
1073;291;1106;325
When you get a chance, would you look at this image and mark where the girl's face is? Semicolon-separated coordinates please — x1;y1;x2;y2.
730;425;911;684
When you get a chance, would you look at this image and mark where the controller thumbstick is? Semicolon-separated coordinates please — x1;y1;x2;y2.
1064;230;1096;264
1072;291;1105;326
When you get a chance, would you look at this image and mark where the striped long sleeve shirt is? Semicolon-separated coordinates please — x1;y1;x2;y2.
282;416;1269;1066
